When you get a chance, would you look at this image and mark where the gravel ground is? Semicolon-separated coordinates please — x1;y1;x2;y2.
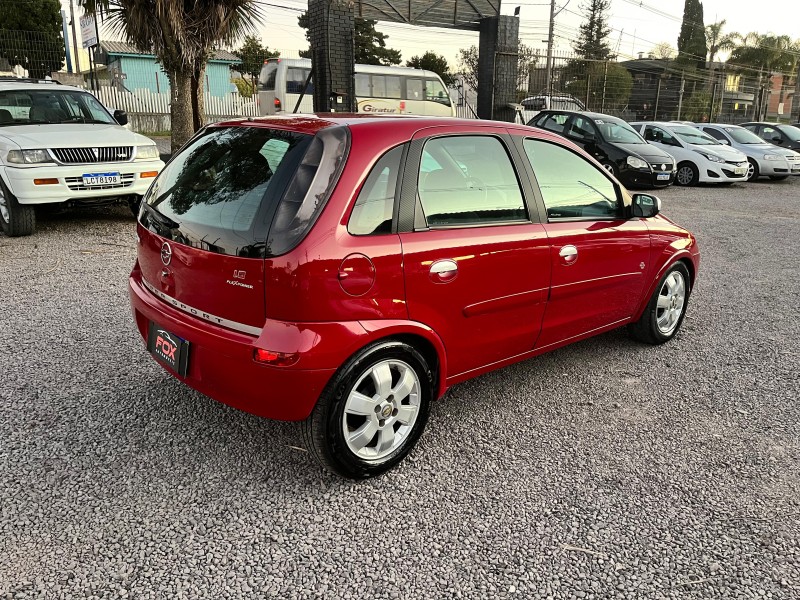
1;179;798;599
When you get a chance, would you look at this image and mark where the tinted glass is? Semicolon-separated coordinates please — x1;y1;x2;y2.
594;118;646;143
406;78;424;100
704;128;728;142
355;74;371;97
259;63;278;91
522;98;546;110
536;113;568;134
779;125;800;141
523;139;620;220
348;145;404;235
643;125;679;146
286;68;313;94
141;127;310;257
0;90;115;125
567;116;598;141
418;136;526;227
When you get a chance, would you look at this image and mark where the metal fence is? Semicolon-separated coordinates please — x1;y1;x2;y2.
0;30;66;79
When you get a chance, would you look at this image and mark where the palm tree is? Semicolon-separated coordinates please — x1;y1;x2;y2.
728;33;795;119
80;0;262;151
704;20;738;93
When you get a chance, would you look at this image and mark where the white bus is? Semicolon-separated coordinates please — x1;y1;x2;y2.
257;58;455;117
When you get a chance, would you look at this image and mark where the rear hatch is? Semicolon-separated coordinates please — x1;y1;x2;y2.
136;124;313;333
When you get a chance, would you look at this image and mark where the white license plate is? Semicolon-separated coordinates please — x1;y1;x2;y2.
82;172;120;186
656;173;670;180
734;166;747;175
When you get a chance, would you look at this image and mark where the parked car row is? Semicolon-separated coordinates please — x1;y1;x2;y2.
526;109;800;188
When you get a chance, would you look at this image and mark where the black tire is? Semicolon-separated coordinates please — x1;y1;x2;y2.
302;340;434;478
128;194;143;218
746;158;760;181
630;262;691;345
0;178;35;237
769;175;789;181
675;162;699;186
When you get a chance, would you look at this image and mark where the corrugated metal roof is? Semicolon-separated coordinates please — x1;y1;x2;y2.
100;41;239;62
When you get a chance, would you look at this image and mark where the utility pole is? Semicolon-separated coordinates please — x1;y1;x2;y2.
69;0;81;74
677;73;685;120
545;0;556;94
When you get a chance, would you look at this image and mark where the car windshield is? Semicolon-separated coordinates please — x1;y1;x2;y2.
725;127;768;144
778;125;800;141
671;125;718;145
0;88;116;126
596;119;646;144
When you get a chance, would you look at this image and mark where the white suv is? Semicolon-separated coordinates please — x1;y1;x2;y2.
0;79;164;236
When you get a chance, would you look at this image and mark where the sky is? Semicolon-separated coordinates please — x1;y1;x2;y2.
248;0;800;67
65;0;800;69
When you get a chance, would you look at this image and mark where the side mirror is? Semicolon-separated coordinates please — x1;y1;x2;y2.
719;138;730;145
632;193;661;218
113;109;128;126
772;135;782;143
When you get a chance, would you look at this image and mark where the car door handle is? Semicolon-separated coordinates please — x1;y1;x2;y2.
558;245;578;264
429;259;458;282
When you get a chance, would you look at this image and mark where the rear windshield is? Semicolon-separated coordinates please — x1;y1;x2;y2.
259;62;278;91
140;126;311;257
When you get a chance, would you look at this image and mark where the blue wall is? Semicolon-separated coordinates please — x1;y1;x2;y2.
107;54;236;97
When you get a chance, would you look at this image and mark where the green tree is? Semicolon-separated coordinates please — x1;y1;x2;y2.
573;0;612;61
80;0;262;152
563;61;632;111
234;35;279;94
0;0;64;78
704;20;737;90
406;52;454;86
680;89;712;121
676;0;707;68
457;43;537;95
297;13;401;66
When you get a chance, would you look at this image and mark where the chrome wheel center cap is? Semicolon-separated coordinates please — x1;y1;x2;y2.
381;405;393;419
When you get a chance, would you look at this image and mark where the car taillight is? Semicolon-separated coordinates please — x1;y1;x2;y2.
254;348;298;367
274;98;282;111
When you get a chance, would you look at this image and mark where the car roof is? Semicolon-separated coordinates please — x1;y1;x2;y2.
0;81;87;93
631;121;692;129
213;114;534;136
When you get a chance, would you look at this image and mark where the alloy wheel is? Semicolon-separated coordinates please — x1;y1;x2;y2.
676;166;694;185
342;359;421;462
747;161;755;180
0;185;8;222
655;271;686;335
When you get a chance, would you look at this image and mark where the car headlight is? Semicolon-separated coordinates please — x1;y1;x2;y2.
6;149;54;164
626;156;649;169
135;145;160;160
698;151;725;163
763;154;781;161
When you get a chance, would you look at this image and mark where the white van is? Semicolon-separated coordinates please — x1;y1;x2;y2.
517;94;586;124
258;58;455;117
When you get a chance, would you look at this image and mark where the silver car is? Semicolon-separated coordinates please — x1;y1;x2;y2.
696;124;800;181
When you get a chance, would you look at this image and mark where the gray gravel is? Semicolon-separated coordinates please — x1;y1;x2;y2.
1;179;799;599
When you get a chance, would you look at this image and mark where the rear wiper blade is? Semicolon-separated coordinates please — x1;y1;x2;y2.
142;202;179;229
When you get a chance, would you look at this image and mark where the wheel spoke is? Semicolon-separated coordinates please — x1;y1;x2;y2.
392;368;416;402
348;418;379;451
376;426;396;454
370;363;393;399
657;294;671;309
395;404;417;426
346;391;379;417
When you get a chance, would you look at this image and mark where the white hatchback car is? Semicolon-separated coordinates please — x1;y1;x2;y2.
0;79;164;236
630;121;749;186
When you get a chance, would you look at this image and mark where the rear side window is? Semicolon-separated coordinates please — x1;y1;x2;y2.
535;113;568;134
523;138;620;220
348;145;404;235
417;136;527;227
141;126;310;257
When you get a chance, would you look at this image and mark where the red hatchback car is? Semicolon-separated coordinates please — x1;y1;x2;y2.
129;115;699;478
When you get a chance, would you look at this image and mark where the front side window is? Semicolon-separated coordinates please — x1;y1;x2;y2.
425;79;450;105
566;116;598;141
348;145;404;235
672;125;717;145
523;138;620;220
644;125;680;146
704;128;729;143
417;136;526;227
